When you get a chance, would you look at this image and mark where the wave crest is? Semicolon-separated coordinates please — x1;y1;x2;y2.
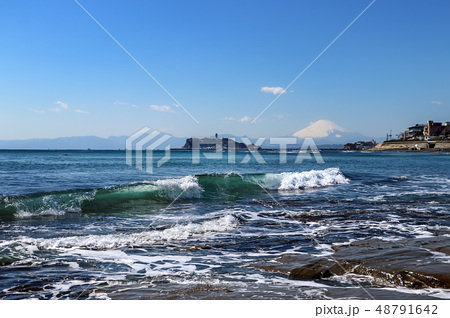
4;191;96;218
277;168;349;190
257;168;348;190
0;169;349;220
155;176;203;199
28;214;239;250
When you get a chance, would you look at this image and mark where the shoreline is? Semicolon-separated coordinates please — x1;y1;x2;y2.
0;148;449;153
368;140;450;153
367;149;450;153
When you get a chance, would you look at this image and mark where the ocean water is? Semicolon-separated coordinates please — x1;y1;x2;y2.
0;150;449;300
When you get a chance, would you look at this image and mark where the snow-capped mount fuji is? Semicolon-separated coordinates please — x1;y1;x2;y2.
292;120;369;145
293;120;348;138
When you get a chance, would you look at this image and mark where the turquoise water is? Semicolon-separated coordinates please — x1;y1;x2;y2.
0;150;449;299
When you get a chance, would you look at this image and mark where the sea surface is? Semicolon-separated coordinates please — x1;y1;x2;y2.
0;150;449;300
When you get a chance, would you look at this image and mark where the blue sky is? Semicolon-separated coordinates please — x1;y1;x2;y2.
1;0;449;140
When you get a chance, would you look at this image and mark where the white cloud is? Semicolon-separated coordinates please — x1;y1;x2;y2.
150;105;175;113
273;114;284;119
50;108;61;112
431;101;443;105
75;109;89;114
239;116;252;122
224;116;252;122
30;109;44;113
261;86;286;95
55;101;69;110
115;100;137;107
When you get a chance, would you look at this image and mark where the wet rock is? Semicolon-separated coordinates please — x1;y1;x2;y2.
253;254;348;280
253;236;450;289
289;264;333;280
419;237;450;255
332;237;450;289
186;245;212;251
254;254;322;275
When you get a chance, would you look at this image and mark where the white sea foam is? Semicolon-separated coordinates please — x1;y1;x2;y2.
381;286;450;300
61;249;196;276
154;175;203;199
261;168;349;191
30;214;239;250
7;176;202;218
429;250;450;264
15;209;67;218
7;191;96;218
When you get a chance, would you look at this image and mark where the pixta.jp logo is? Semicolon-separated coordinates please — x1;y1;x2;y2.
126;127;324;174
126;127;171;174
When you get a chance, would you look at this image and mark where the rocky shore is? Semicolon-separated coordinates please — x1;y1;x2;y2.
253;236;450;290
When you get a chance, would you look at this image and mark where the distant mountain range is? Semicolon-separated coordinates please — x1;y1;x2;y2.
0;136;129;150
0;120;382;150
0;135;188;150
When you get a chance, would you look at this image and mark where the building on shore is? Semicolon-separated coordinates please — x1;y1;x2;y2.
401;120;450;141
404;124;426;140
373;120;450;152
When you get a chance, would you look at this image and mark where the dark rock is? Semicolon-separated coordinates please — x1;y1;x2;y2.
252;237;450;289
253;254;348;280
289;264;333;280
332;237;450;289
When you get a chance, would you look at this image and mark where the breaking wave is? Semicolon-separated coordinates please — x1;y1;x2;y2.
0;168;349;220
261;168;349;190
24;214;239;250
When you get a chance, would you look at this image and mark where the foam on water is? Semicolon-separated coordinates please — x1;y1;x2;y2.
1;176;203;218
5;191;96;218
28;214;239;250
0;169;351;220
261;168;349;190
154;175;203;199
